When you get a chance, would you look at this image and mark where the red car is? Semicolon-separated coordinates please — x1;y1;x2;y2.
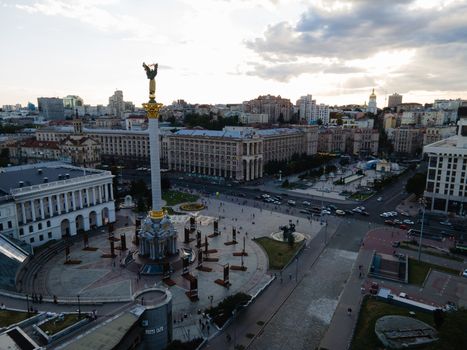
399;224;408;230
384;220;394;226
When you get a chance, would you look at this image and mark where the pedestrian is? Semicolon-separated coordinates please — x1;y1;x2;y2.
359;272;362;278
1;303;5;310
347;307;352;316
289;273;292;280
39;294;43;304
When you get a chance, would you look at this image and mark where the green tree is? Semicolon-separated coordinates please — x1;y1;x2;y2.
405;172;427;197
288;232;295;247
317;118;323;126
281;179;290;188
137;197;147;213
336;116;343;125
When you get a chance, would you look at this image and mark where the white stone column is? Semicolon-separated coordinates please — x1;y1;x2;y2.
30;200;36;221
40;199;45;219
86;188;90;206
98;186;103;204
110;185;114;200
104;184;109;202
48;196;53;217
64;193;69;212
21;202;26;223
57;194;62;214
149;117;162;211
72;192;76;211
92;187;96;205
79;190;83;209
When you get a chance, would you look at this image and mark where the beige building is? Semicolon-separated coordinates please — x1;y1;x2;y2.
242;95;293;123
393;127;424;155
8;139;61;164
383;113;397;130
351;128;379;156
423;126;457;146
318;128;348;154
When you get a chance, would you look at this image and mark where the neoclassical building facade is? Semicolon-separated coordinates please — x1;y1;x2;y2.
0;162;115;246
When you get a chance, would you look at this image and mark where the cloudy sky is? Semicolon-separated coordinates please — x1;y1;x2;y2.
1;0;467;107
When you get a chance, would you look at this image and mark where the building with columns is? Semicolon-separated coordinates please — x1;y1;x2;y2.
0;162;115;247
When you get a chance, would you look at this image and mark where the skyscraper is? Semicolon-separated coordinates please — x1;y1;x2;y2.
108;90;125;118
297;95;315;123
388;93;403;108
37;97;65;120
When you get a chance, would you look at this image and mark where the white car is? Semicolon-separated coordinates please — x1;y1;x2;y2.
389;211;398;216
335;209;346;216
380;212;390;218
440;221;452;226
462;269;467;278
353;208;362;213
321;210;331;215
302;201;311;206
377;197;383;202
403;219;414;225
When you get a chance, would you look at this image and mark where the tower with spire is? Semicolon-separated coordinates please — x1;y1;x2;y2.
367;88;377;114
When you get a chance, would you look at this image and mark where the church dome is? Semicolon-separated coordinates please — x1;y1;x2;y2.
370;88;377;98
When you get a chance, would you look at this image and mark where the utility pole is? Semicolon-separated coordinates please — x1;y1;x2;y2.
417;198;426;261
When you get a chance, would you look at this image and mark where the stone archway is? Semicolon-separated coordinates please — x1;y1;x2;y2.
101;207;109;225
89;211;97;228
60;219;70;237
75;215;84;233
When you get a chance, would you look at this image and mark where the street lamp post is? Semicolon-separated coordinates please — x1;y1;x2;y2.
77;295;81;317
295;257;298;281
417;198;427;261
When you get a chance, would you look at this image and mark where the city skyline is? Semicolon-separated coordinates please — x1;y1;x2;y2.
1;0;467;107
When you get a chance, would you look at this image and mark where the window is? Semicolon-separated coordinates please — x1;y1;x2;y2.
8;221;12;229
19;228;24;236
29;225;33;233
0;223;3;231
48;232;52;238
39;234;44;241
38;223;42;230
47;220;51;227
30;237;34;243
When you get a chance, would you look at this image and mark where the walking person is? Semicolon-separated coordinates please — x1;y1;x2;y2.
347;307;352;316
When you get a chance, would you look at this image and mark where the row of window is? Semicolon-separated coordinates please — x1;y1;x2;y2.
29;232;53;243
19;220;52;236
0;221;13;231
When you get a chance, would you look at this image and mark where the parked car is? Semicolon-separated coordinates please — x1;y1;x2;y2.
302;201;311;206
360;211;370;216
321;210;331;215
399;224;408;230
287;200;296;206
392;241;400;247
400;211;410;217
300;209;310;214
370;282;379;295
440;221;452;226
377;197;383;202
462;269;467;278
384;220;394;226
393;219;402;225
335;209;346;216
328;204;337;211
403;219;415;225
353;208;362;213
399;292;408;298
345;210;354;215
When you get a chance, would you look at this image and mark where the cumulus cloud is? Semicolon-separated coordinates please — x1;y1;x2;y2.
246;0;467;90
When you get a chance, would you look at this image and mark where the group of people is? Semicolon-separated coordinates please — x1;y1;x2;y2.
30;293;43;303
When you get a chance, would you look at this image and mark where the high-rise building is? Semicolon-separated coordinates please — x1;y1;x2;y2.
314;103;330;124
37;97;65;120
297;95;315;123
423;117;467;215
63;95;83;110
388;93;403;108
243;95;293;123
108;90;125;118
367;89;377;114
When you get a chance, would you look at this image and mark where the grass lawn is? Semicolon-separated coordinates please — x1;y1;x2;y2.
162;191;199;206
408;258;460;286
39;314;86;335
0;309;31;328
254;237;302;270
351;297;434;350
349;192;374;201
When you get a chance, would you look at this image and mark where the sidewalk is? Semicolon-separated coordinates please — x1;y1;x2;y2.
319;249;373;350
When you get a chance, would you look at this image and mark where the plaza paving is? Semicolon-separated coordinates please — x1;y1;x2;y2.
32;196;322;342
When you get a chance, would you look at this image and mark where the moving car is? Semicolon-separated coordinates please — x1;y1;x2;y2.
287;200;296;206
335;209;346;216
302;201;311;206
440;221;452;226
377;197;383;202
463;269;467;278
321;210;331;215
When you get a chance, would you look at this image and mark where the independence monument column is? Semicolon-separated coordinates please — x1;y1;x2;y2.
142;62;163;218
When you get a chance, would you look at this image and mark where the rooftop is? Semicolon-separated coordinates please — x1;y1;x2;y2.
173;127;302;139
0;162;102;194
